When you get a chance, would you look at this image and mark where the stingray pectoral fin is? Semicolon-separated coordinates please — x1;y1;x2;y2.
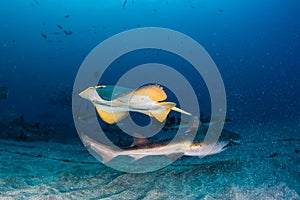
129;85;167;101
150;102;176;122
94;106;128;124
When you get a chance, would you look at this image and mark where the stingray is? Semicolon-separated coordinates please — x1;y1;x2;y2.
79;84;191;124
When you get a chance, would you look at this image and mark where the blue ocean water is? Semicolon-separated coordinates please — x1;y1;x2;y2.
1;0;299;125
0;0;300;199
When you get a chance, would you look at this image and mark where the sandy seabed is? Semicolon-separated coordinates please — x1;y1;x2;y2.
0;122;299;200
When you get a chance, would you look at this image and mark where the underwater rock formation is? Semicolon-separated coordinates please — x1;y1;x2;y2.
1;115;52;141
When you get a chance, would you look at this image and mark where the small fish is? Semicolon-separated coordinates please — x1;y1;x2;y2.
64;14;70;18
56;24;63;29
41;33;47;39
79;85;191;124
123;0;128;8
0;86;8;100
53;32;60;35
64;30;72;35
82;135;228;163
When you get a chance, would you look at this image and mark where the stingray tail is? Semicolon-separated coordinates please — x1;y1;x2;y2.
171;107;191;116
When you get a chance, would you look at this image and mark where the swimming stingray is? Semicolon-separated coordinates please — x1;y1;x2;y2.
79;85;191;124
